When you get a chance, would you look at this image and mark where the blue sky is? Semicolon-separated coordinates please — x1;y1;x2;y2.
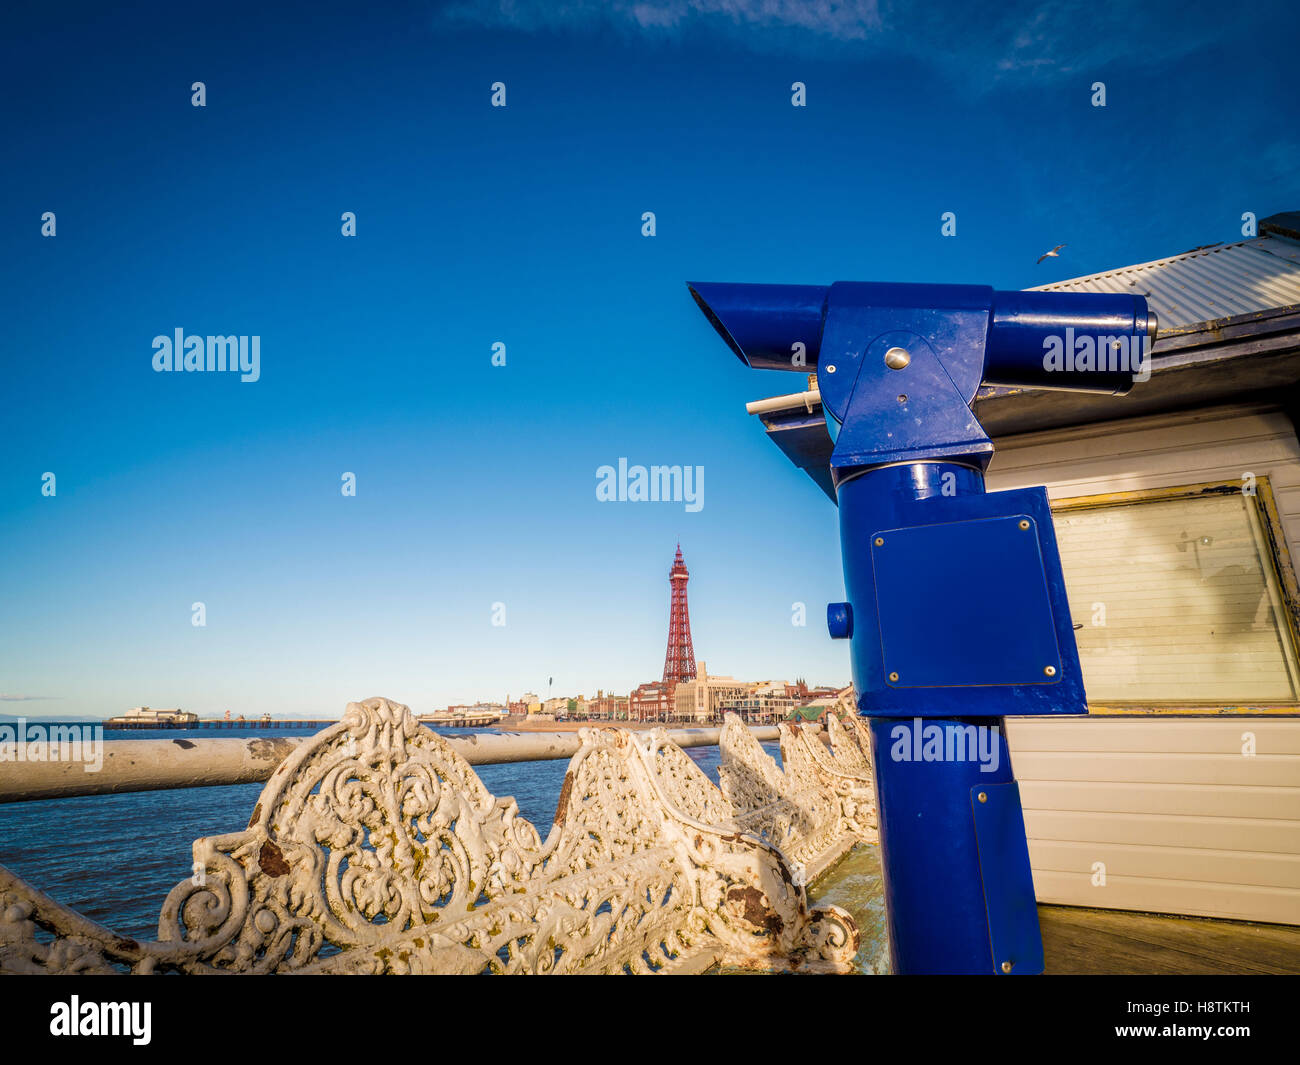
2;0;1297;717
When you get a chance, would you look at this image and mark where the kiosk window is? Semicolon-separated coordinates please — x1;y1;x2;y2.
1052;483;1300;706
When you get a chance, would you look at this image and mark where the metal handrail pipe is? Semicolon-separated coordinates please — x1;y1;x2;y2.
0;725;785;804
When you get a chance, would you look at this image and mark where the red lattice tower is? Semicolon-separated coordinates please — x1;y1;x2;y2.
662;544;697;686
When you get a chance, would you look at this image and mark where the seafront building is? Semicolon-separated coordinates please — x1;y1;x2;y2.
587;690;628;720
629;680;675;721
718;688;799;724
672;662;747;722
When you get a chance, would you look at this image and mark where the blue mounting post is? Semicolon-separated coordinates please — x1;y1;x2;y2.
689;279;1155;974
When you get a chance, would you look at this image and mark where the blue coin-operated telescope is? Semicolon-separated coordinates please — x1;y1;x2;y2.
689;280;1154;975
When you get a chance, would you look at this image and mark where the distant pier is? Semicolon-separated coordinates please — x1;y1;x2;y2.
416;711;504;728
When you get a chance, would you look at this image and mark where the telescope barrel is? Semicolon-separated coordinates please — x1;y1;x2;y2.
688;282;828;370
984;289;1157;395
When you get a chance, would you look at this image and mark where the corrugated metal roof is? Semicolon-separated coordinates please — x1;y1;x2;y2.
1028;233;1300;332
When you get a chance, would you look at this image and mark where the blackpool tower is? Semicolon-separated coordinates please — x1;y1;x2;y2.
661;545;697;686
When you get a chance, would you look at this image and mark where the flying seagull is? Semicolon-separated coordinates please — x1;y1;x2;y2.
1036;243;1066;264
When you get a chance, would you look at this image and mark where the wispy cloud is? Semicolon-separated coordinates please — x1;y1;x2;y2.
0;693;59;702
439;0;884;39
433;0;1256;84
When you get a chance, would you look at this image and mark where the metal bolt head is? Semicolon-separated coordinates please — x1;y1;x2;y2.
874;536;884;546
825;364;837;374
897;394;908;404
884;347;911;370
1044;665;1057;677
1018;519;1030;530
1001;960;1012;973
977;791;987;803
888;672;899;682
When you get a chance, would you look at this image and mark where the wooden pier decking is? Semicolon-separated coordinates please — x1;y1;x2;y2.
1039;904;1300;975
808;844;1300;975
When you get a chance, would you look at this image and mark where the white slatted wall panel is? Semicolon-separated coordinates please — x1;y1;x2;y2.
988;404;1300;925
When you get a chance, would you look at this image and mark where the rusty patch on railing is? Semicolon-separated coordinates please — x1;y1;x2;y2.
553;770;574;826
258;841;290;877
248;738;298;763
727;885;784;936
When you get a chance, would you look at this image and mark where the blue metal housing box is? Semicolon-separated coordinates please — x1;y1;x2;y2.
873;513;1062;688
838;472;1087;718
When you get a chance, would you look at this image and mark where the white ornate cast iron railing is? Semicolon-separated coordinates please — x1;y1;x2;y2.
0;697;876;975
